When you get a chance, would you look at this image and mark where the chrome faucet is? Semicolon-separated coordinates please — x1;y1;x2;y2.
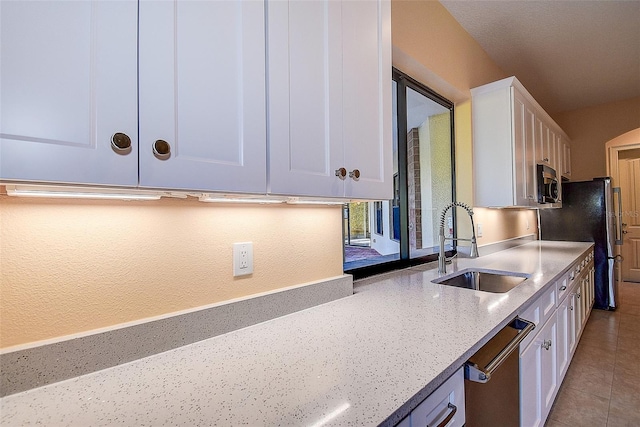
438;202;479;274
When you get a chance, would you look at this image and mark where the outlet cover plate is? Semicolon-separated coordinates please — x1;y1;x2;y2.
233;242;253;277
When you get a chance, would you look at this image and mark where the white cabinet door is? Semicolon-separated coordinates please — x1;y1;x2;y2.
520;315;558;427
568;293;579;356
0;0;138;186
520;330;543;427
268;0;392;199
139;0;266;193
341;0;392;200
523;101;537;206
573;285;585;339
534;116;552;167
512;92;528;206
556;298;571;381
540;315;558;421
548;130;558;172
561;137;572;180
512;90;536;206
267;0;344;198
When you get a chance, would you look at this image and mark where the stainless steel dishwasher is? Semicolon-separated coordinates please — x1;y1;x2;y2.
464;317;535;427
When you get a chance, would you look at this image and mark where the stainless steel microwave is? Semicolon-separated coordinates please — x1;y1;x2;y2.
537;164;559;204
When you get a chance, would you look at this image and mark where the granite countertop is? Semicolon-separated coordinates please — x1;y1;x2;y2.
0;241;593;426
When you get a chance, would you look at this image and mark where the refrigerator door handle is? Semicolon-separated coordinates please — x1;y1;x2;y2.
613;187;623;245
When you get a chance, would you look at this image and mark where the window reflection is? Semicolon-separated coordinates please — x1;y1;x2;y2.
343;72;454;273
405;87;453;258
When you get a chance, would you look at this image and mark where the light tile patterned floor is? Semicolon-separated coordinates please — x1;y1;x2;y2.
547;281;640;427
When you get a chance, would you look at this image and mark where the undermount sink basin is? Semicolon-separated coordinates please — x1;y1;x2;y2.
432;269;530;293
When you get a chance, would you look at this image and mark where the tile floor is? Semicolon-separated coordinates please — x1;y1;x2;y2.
546;281;640;427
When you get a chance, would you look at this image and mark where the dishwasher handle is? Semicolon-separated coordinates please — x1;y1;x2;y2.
465;317;535;383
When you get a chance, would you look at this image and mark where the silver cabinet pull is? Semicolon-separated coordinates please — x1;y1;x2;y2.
542;340;552;350
153;140;171;160
560;285;567;291
111;132;132;154
428;402;457;427
349;169;360;180
569;305;574;311
335;168;347;179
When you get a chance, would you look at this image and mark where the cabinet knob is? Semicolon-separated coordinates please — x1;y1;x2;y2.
569;305;574;311
335;168;347;179
542;339;552;351
543;157;549;162
560;285;567;291
153;140;171;160
349;169;361;180
111;132;132;154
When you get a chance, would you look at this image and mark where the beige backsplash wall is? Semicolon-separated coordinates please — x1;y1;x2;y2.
3;1;541;349
473;208;538;247
0;194;343;348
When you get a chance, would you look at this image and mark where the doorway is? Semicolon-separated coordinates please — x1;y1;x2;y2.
606;129;640;283
618;151;640;282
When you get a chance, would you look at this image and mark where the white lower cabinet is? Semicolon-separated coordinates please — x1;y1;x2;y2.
556;297;573;381
400;251;594;427
406;368;465;427
520;313;558;427
520;250;594;427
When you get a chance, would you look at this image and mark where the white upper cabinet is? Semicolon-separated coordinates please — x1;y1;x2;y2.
560;136;572;180
268;0;392;200
3;0;390;199
0;1;138;186
472;77;570;208
535;118;555;168
472;80;535;207
138;0;266;193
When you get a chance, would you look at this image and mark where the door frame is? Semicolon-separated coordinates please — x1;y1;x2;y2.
606;128;640;281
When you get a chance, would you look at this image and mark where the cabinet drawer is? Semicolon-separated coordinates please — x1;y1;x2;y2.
410;368;465;427
519;285;557;352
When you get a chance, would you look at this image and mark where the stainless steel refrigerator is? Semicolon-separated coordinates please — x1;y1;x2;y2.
539;178;620;310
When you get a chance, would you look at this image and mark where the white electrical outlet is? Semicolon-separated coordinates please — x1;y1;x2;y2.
477;223;483;237
233;242;253;277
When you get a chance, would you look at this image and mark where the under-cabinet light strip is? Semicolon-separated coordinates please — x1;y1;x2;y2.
5;186;162;200
198;196;283;204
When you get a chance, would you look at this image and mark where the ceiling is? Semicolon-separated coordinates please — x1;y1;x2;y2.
440;0;640;114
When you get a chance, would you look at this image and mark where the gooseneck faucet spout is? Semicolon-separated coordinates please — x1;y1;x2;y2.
438;202;479;274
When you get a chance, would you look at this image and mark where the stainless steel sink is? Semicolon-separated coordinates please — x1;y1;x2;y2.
432;269;530;293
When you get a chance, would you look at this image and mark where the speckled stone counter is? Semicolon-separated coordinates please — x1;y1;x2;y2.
0;241;593;426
